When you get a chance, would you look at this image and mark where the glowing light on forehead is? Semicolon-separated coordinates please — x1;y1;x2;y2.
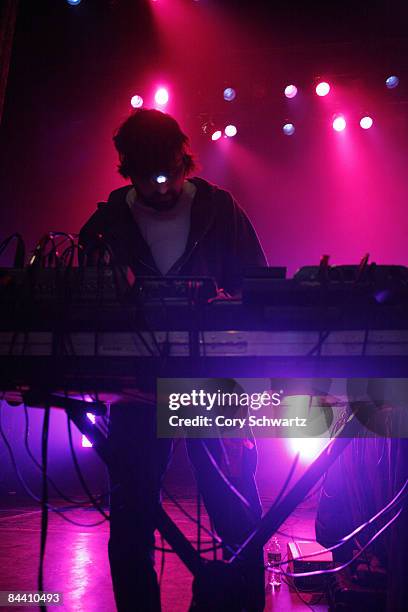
155;175;168;184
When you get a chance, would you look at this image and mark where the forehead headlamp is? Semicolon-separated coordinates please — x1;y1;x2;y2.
154;174;168;184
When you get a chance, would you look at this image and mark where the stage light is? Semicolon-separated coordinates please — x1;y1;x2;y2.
332;115;346;132
223;87;236;102
360;116;373;130
82;413;96;448
316;81;330;97
224;124;237;137
130;95;143;109
289;438;327;461
211;130;222;141
154;87;169;106
67;0;81;5
284;85;298;99
283;123;295;136
385;75;399;89
155;175;168;184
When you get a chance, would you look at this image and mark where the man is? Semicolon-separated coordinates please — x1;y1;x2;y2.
79;109;267;611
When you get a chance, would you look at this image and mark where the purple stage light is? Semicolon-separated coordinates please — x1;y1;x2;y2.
316;81;330;97
130;95;144;109
154;87;169;106
360;116;373;130
67;0;81;5
289;437;327;461
283;123;295;136
332;115;346;132
224;124;237;137
284;85;298;99
385;75;399;89
82;413;96;448
223;87;236;102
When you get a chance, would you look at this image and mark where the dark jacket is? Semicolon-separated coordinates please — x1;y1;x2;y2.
79;177;267;294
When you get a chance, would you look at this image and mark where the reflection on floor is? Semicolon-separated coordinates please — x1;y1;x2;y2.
0;499;328;611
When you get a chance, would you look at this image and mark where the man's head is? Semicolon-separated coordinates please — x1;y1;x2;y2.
113;109;196;211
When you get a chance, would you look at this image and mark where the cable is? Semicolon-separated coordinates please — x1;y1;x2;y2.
201;441;252;510
282;504;403;579
162;487;224;550
0;402;106;527
271;479;408;570
158;534;166;587
23;405;102;506
0;232;25;267
38;407;50;612
197;490;202;555
66;416;110;521
281;577;323;611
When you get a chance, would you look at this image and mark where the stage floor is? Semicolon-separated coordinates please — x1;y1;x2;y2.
0;498;327;611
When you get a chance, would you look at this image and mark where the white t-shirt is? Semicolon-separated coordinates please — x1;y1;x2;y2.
126;181;196;275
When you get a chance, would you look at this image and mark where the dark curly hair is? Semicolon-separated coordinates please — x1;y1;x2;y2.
113;109;197;179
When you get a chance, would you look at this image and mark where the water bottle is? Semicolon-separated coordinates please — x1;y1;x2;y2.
266;536;282;587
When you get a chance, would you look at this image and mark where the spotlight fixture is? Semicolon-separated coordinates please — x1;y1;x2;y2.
284;85;298;99
130;95;144;109
224;125;237;137
385;75;399;89
332;115;346;131
282;123;295;136
82;413;96;448
211;130;222;141
316;81;331;97
360;116;373;130
223;87;236;102
67;0;81;5
154;87;169;106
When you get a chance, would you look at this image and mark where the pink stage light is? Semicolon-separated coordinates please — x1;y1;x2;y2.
284;84;298;99
289;438;328;462
130;95;143;109
332;115;346;132
211;130;222;141
82;413;96;448
224;124;237;137
315;81;331;97
360;116;373;130
154;87;169;106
